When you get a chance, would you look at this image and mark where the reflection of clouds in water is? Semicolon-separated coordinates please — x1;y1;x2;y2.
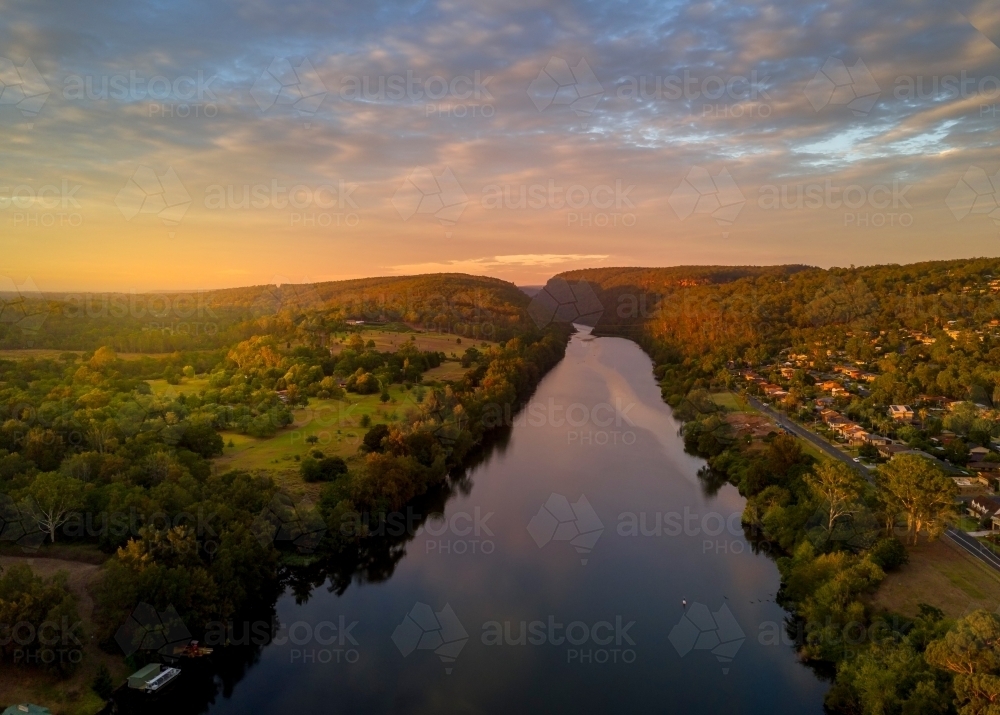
580;336;703;485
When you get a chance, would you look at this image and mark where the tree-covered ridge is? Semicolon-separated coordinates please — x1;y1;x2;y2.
559;256;1000;348
559;264;813;290
0;272;533;351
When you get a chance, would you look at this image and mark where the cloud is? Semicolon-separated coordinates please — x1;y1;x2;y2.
389;254;610;275
3;0;1000;289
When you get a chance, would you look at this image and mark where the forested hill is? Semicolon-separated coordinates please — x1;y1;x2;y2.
554;257;1000;358
558;264;814;289
0;273;531;351
201;272;528;315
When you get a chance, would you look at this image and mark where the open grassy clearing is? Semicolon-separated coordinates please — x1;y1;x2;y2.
0;349;79;360
145;376;211;396
213;384;426;477
421;361;470;382
710;391;758;413
0;350;203;362
328;328;497;356
870;537;1000;618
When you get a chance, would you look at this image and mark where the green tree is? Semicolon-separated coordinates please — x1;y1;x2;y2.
926;610;1000;715
92;663;114;699
877;454;957;544
24;472;86;543
361;424;390;453
804;461;866;534
179;421;224;458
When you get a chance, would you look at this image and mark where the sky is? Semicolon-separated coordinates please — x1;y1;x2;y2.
1;0;1000;291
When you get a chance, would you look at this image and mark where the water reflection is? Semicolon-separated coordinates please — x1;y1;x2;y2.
112;330;829;715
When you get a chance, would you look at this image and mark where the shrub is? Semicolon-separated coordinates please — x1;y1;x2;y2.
93;663;114;699
869;537;908;571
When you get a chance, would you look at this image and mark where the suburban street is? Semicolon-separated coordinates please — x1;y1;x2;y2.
744;396;1000;572
945;527;1000;572
744;395;871;480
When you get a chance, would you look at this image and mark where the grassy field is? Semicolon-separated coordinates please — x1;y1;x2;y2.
0;349;79;360
798;440;834;463
422;360;469;382
146;376;211;397
213;384;426;480
711;391;758;413
870;537;1000;618
329;328;496;357
0;350;188;361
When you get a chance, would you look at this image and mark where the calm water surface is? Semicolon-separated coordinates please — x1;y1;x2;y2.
152;329;829;714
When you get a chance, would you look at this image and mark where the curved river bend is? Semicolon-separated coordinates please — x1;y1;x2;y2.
170;329;829;713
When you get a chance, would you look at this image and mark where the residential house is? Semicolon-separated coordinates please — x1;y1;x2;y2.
968;496;1000;527
846;426;870;446
969;446;992;465
877;443;910;460
951;476;989;496
888;405;915;421
762;384;789;398
819;409;845;424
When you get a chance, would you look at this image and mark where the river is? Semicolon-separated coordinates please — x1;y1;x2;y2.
130;327;829;714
